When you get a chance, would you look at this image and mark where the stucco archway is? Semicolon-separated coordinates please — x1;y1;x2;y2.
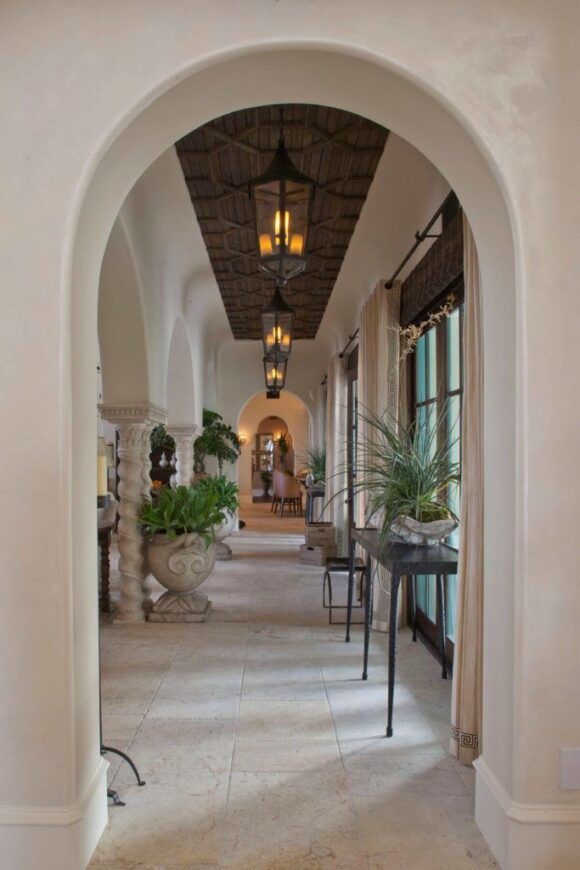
98;217;151;404
166;316;196;427
62;45;520;866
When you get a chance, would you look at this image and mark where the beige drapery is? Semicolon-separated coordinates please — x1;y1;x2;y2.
357;281;401;631
325;354;348;556
450;215;484;764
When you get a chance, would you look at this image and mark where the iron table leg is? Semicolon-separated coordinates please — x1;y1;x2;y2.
410;573;417;642
436;574;448;679
386;573;401;737
362;554;373;680
345;536;356;642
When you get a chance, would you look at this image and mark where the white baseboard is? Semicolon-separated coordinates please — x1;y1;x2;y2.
0;757;108;870
475;756;580;869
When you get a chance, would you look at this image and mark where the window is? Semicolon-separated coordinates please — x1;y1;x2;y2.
409;300;464;665
346;346;359;529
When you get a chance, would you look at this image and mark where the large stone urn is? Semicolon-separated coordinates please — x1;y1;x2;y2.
214;510;236;561
146;532;215;622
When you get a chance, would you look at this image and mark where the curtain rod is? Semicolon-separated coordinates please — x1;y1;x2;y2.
338;328;359;359
384;191;456;290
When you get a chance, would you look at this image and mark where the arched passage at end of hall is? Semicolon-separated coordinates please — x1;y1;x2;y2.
236;389;312;501
42;45;520;868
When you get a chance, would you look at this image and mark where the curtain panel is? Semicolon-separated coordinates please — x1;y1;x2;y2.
357;281;401;632
325;354;348;556
450;215;484;764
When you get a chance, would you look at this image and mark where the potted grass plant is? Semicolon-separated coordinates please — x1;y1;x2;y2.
194;475;240;561
303;446;326;486
353;407;460;548
139;485;226;621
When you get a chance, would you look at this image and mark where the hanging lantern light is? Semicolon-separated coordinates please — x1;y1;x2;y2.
263;355;287;399
261;286;294;359
249;134;315;285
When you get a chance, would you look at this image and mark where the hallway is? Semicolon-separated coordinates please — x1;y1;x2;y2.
92;508;494;869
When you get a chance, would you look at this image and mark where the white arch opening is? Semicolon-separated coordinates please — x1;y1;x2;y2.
66;44;518;862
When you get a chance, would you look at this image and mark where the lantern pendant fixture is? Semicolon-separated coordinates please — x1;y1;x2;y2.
261;286;294;360
249;133;316;285
263;355;287;399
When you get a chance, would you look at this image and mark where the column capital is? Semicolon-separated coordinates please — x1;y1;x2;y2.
166;424;199;439
98;403;167;426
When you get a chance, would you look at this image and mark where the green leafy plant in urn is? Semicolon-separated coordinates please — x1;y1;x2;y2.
193;475;240;561
140;485;226;621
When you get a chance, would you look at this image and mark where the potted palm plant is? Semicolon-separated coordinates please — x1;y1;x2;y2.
353;407;460;548
194;475;240;561
139;485;226;621
194;408;242;475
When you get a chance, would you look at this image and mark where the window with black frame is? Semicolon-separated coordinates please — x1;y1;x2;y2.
346;346;359;531
410;301;464;666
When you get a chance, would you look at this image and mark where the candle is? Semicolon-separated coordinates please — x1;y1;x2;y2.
290;233;304;255
97;437;108;497
259;233;273;256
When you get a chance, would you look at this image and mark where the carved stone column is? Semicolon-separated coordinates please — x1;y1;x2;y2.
166;425;198;487
99;404;166;622
140;423;155;612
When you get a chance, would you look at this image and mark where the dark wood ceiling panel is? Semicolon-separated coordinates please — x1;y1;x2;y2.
175;105;388;339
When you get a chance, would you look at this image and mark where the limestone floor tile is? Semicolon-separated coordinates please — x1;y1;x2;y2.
113;717;235;787
220;771;367;869
232;739;343;773
90;864;218;869
247;623;313;641
90;781;227;867
241;661;325;701
147;684;240;720
350;792;464;856
367;842;497;869
344;762;469;798
237;699;336;742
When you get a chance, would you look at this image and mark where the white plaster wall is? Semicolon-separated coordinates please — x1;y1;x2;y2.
102;146;230;419
319;132;450;351
166;317;196;425
98;218;151;404
0;4;578;868
237;392;311;496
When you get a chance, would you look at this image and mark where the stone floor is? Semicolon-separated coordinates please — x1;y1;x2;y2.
90;503;496;870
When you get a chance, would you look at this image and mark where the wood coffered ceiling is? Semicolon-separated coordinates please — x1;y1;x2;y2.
175;105;389;339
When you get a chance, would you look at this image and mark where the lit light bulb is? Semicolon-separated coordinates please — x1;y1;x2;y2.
274;210;290;246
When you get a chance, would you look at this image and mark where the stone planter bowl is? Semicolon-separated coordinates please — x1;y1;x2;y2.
146;532;216;593
388;515;458;547
214;509;236;544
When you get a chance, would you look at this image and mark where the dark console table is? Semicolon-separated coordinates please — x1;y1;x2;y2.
304;484;325;524
345;528;458;737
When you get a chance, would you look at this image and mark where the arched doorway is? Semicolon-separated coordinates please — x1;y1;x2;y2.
237;390;312;503
6;43;527;868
